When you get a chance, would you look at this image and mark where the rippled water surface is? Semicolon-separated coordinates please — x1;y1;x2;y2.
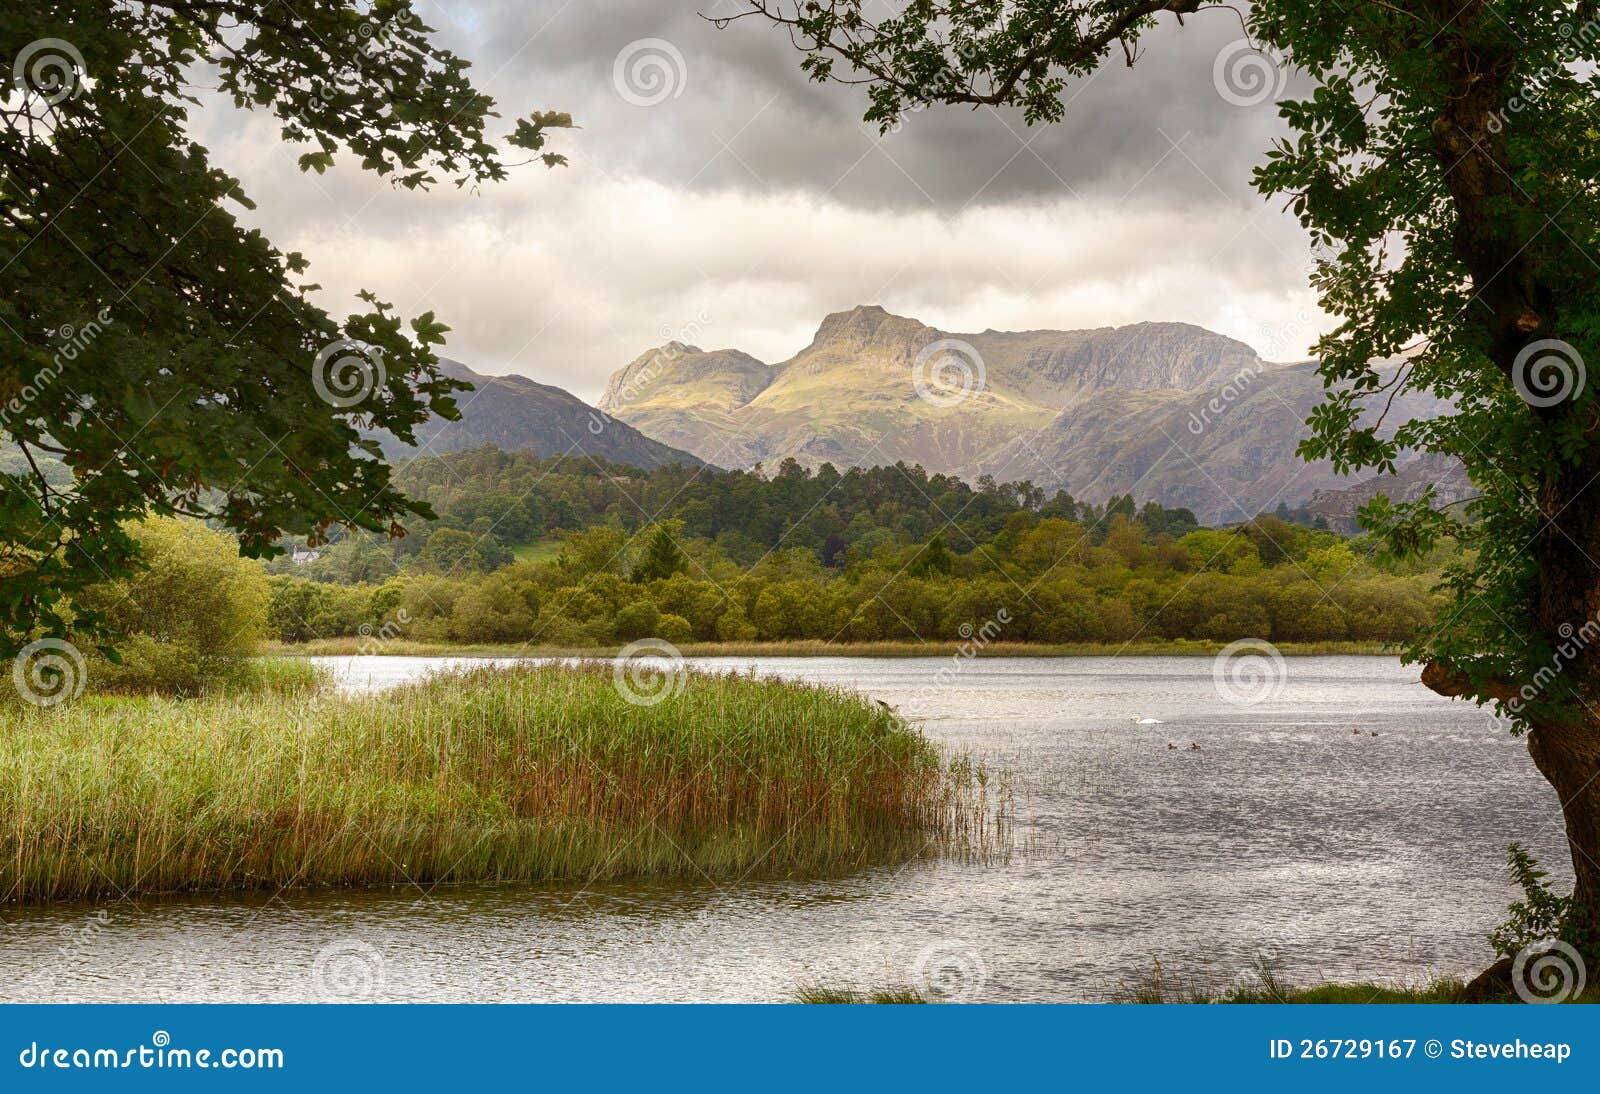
0;656;1568;1002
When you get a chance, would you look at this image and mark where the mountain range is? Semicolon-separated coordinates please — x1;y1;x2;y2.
591;305;1452;524
395;307;1459;526
6;313;1458;530
385;359;704;470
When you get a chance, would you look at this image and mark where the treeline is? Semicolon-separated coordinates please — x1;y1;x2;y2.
270;447;1308;583
265;451;1445;647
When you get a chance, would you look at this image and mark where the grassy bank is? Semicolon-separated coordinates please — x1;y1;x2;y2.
271;638;1394;659
796;984;928;1003
0;664;999;904
1129;978;1596;1003
792;980;1473;1004
1116;964;1470;1003
798;971;1600;1004
1117;962;1598;1004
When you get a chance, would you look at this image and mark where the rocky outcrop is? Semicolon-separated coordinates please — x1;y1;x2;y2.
1305;453;1474;533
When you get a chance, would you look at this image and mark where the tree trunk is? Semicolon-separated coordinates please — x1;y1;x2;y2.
1528;459;1600;955
1422;4;1600;961
1426;654;1600;956
1525;716;1600;950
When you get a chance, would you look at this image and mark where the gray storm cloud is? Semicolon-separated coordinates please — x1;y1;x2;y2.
197;1;1329;402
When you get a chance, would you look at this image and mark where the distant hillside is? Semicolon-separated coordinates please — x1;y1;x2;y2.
1306;454;1475;534
597;305;1450;523
387;359;705;469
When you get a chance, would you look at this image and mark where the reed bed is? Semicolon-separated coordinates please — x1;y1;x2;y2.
0;664;1002;904
794;984;927;1004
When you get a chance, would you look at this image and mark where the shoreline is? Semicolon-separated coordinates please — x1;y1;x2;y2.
270;638;1402;659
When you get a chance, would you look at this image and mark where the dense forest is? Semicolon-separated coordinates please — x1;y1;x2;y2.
276;447;1217;577
264;447;1445;647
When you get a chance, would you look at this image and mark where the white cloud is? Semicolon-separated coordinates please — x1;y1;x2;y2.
192;5;1331;404
204;123;1328;403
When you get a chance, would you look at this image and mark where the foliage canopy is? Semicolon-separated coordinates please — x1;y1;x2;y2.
0;1;570;655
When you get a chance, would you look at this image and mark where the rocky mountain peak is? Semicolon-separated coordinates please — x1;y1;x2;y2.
585;306;1438;522
806;304;913;352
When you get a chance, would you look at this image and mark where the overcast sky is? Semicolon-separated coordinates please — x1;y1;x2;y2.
201;0;1328;403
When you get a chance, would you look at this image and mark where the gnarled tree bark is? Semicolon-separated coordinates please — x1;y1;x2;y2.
1423;0;1600;958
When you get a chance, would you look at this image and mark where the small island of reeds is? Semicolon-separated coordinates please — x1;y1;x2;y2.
0;664;1001;904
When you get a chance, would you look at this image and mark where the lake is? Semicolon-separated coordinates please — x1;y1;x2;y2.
0;655;1568;1002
